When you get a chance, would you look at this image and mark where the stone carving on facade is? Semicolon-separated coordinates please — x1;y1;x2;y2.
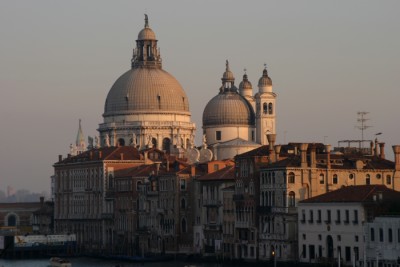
88;136;94;149
105;134;110;147
94;136;100;148
131;132;137;147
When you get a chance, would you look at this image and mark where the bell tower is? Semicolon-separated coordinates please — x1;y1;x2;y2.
255;65;277;145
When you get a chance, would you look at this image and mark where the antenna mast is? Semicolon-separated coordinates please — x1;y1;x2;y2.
355;112;372;148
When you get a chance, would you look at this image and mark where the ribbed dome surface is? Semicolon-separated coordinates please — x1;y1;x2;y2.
138;27;156;40
104;68;190;116
239;74;252;90
258;69;272;87
203;91;255;127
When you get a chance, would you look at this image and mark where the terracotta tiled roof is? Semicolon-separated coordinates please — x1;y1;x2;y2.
56;146;142;164
300;185;400;203
197;165;235;181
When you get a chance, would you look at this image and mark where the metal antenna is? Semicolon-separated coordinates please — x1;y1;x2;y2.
355;112;372;148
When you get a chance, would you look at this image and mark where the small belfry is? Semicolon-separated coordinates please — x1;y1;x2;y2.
255;64;276;145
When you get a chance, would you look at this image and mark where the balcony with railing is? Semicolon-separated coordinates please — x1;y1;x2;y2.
233;194;244;201
235;221;250;228
203;199;222;207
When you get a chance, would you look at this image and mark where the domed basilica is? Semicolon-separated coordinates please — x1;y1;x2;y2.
73;15;277;161
98;15;196;153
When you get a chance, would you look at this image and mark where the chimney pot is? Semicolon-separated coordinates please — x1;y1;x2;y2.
58;155;62;162
379;143;385;159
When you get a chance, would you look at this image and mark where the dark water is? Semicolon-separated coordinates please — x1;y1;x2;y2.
0;258;224;267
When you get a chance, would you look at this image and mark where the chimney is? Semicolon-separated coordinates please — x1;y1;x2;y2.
99;151;102;159
156;162;160;174
374;138;379;157
392;145;400;171
191;165;196;176
40;196;44;206
370;141;374;156
67;154;71;158
274;145;281;162
310;144;316;168
166;159;170;172
379;143;385;159
267;134;276;162
266;134;276;150
300;143;309;168
58;155;63;162
120;153;124;160
325;144;331;169
89;151;93;160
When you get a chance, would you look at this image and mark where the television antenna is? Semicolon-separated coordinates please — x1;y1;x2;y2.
355;112;372;148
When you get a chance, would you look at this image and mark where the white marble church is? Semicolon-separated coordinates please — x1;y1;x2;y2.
70;15;277;162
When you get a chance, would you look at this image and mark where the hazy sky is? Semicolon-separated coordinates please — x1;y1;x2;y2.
1;1;400;193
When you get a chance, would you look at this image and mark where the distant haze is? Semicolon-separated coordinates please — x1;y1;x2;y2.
1;1;399;192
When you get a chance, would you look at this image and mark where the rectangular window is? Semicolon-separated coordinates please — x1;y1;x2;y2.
317;210;322;223
309;210;314;223
301;210;306;223
326;210;331;223
216;131;222;141
345;210;349;224
371;228;375;242
336;210;341;224
388;228;393;243
318;245;322;258
379;228;384;242
354;247;359;261
355;235;359;242
353;210;358;224
180;179;186;191
302;244;306;258
345;246;351;262
398;229;400;243
309;245;315;259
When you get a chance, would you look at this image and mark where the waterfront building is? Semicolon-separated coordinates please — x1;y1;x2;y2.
197;164;235;257
53;146;145;253
257;143;400;262
298;185;400;266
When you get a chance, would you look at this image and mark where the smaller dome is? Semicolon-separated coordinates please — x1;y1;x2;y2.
239;73;252;90
221;60;235;82
137;14;156;40
258;68;272;87
138;27;156;40
203;91;255;127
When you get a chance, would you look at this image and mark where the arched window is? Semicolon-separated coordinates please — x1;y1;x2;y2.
181;198;186;209
263;103;268;114
151;137;157;148
162;138;171;153
366;174;370;185
386;175;392;185
332;174;338;184
108;174;113;188
319;174;325;184
272;172;275;184
7;214;17;226
136;181;142;191
268;103;273;114
289;191;296;207
117;138;125;146
181;218;187;233
288;172;295;183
